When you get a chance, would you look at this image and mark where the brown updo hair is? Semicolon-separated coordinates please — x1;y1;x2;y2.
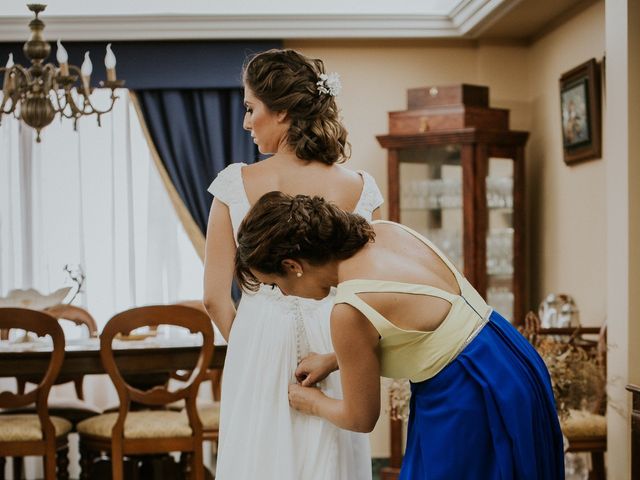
235;192;375;292
243;49;350;165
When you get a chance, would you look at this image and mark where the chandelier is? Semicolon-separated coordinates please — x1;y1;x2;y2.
0;4;125;142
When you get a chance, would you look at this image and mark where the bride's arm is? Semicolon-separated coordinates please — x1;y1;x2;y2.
288;304;381;433
203;198;237;342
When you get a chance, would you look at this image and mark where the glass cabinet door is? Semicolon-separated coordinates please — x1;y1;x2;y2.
486;157;515;321
398;145;463;272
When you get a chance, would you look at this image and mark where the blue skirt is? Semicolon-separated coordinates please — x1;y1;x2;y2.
399;310;565;480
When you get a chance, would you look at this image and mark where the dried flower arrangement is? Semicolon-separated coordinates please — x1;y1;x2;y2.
519;312;606;420
387;378;411;422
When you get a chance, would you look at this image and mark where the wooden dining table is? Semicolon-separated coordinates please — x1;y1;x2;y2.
0;337;226;381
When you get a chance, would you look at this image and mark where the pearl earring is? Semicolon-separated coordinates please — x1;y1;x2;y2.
296;272;303;278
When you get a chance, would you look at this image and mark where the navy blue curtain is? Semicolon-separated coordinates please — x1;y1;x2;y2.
136;88;258;234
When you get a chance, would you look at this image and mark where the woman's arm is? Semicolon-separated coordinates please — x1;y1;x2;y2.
203;198;237;341
288;303;381;432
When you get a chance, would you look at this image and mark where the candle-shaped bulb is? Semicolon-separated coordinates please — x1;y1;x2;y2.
56;40;69;76
104;43;117;81
56;40;68;64
6;53;14;68
81;51;93;77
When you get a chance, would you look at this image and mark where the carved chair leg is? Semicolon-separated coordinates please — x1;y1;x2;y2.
0;456;6;480
79;444;97;480
11;457;22;480
111;450;124;480
43;451;57;480
192;445;204;480
589;452;606;480
57;446;70;480
180;452;193;479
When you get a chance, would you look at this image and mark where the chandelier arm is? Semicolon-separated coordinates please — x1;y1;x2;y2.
42;63;59;92
0;100;15;115
64;90;84;116
75;88;120;117
11;64;32;85
87;92;120;116
0;66;21;115
66;64;100;115
50;81;77;117
50;89;66;113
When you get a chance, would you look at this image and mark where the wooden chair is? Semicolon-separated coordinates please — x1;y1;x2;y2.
76;305;214;480
0;308;72;480
520;312;607;480
1;304;103;479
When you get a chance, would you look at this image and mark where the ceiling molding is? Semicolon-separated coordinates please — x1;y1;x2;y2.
0;15;455;41
0;1;520;42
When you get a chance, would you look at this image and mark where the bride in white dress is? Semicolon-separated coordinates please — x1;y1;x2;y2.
203;49;383;480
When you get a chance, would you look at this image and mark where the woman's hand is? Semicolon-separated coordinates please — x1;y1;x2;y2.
295;352;338;386
288;383;326;415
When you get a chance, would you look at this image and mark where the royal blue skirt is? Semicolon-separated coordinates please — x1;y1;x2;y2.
399;310;565;480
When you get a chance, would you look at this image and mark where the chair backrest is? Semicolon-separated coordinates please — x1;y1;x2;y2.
44;304;98;337
100;305;214;436
0;304;98;340
0;308;65;439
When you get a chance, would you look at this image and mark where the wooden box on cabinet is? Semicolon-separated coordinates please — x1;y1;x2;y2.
407;84;489;109
388;106;509;134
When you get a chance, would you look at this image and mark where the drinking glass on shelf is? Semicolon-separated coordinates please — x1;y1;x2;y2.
427;179;440;209
487;228;514;275
486;176;514;209
428;229;463;272
487;286;514;322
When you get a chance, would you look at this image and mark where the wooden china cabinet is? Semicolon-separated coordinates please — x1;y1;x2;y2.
376;84;529;479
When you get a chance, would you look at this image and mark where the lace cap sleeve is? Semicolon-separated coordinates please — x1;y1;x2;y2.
358;170;384;214
207;163;246;206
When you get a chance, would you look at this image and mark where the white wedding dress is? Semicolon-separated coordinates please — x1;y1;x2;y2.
208;162;383;480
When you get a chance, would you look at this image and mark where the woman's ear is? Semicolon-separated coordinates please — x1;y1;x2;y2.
276;110;289;124
281;259;303;275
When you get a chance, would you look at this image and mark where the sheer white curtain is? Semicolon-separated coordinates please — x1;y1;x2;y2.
0;89;204;325
0;90;207;478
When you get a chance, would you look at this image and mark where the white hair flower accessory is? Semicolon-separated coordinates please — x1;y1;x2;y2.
316;72;342;97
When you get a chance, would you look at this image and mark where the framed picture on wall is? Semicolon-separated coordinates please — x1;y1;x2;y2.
559;58;602;165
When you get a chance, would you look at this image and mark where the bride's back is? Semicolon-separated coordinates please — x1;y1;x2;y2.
242;155;366;213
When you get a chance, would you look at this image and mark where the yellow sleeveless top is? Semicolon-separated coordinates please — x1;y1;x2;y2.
334;220;492;383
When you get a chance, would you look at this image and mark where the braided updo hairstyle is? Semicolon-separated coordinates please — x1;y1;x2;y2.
235;192;375;291
243;49;350;165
